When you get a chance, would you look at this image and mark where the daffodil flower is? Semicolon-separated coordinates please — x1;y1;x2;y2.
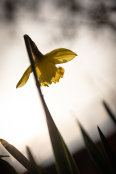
16;35;77;88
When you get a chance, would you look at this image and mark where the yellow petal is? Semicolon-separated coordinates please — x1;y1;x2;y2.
44;48;77;64
35;62;64;87
35;61;56;85
16;63;65;88
41;82;49;87
52;67;64;83
16;66;32;88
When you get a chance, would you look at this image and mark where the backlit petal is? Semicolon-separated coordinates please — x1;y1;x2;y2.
52;67;64;83
16;66;32;88
35;62;64;87
44;48;77;64
16;62;64;88
35;61;57;86
16;36;77;88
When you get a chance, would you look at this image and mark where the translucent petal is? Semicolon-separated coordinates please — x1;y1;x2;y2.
35;61;57;86
16;47;76;87
44;48;77;64
16;66;32;88
35;62;64;87
52;67;64;84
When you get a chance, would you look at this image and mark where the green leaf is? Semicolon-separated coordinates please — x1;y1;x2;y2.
42;102;80;174
0;139;35;173
26;146;42;174
24;34;80;174
77;122;112;174
103;101;116;125
97;126;116;174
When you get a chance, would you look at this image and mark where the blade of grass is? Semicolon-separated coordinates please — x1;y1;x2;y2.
26;146;42;174
97;126;116;174
46;117;80;174
103;101;116;125
0;139;35;173
60;135;80;174
77;122;112;174
24;35;80;174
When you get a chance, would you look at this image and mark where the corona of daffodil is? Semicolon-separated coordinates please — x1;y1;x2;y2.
16;35;77;88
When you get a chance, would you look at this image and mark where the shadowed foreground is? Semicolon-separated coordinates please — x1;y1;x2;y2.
23;132;116;174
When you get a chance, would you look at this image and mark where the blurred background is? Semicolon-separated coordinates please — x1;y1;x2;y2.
0;0;116;173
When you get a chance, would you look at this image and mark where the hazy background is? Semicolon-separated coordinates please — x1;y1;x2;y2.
0;0;116;173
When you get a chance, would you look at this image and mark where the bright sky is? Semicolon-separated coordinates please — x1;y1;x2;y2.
0;1;116;172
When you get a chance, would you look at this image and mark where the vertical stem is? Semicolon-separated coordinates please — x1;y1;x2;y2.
23;35;52;120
